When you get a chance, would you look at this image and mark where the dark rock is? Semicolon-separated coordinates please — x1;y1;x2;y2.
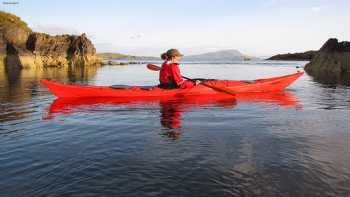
267;51;317;61
308;71;350;86
0;11;100;68
67;33;99;66
5;44;22;69
26;32;100;66
26;33;72;56
0;11;31;69
5;43;37;69
319;38;350;53
0;11;31;48
305;38;350;85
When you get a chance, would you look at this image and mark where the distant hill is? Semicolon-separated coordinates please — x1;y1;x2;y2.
98;49;256;62
98;53;159;61
97;53;132;60
182;49;256;61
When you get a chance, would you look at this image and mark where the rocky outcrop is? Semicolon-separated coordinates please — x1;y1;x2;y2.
26;33;100;67
267;51;317;61
304;38;350;84
0;11;31;48
0;11;32;69
0;11;100;69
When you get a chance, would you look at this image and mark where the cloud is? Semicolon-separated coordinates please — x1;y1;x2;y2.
129;33;144;40
311;6;322;12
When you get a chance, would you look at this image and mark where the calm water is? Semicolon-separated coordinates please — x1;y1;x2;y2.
1;62;350;197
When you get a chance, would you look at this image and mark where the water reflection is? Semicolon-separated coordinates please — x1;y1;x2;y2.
159;98;237;139
44;92;300;139
159;100;183;139
1;65;98;101
0;65;98;122
309;72;350;86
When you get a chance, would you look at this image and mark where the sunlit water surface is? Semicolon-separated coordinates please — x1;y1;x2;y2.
1;62;350;197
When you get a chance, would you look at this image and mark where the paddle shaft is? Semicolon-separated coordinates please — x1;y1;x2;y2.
183;76;237;96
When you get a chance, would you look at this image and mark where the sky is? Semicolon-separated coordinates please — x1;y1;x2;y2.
1;0;349;56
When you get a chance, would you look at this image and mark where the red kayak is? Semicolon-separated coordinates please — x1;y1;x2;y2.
40;72;303;98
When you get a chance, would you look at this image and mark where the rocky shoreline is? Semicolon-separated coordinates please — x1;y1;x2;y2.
0;11;100;70
267;38;350;85
267;51;317;61
304;38;350;84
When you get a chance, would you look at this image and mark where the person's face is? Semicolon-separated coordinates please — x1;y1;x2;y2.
174;56;181;62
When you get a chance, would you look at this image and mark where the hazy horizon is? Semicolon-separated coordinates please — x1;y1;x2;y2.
1;0;349;57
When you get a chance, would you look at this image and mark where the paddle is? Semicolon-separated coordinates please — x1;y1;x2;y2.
147;64;236;96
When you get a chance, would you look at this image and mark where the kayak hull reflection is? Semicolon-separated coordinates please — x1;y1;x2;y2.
45;92;301;117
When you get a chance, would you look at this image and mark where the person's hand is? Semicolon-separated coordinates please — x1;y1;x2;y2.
195;80;201;85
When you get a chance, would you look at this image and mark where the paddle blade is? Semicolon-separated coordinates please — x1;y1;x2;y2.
147;64;161;71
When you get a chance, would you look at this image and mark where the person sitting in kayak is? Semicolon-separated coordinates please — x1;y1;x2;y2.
159;49;199;89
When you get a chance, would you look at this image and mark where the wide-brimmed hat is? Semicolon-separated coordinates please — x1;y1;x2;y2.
166;49;184;57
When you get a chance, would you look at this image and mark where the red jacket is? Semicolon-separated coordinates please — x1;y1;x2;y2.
159;62;194;88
